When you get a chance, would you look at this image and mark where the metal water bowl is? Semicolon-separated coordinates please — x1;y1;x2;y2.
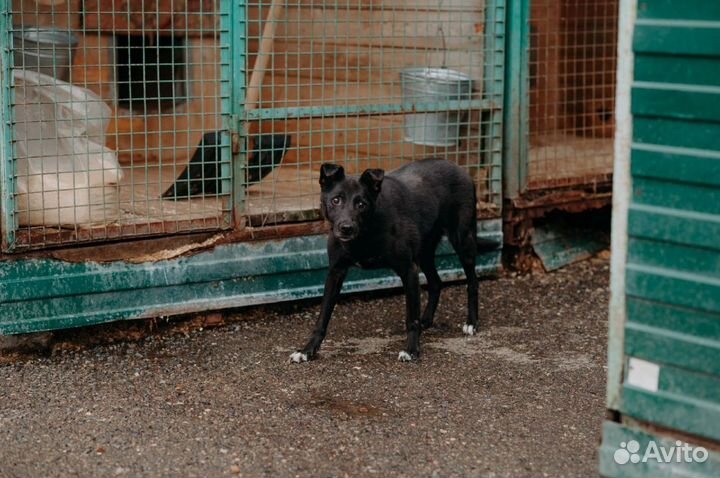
401;67;473;147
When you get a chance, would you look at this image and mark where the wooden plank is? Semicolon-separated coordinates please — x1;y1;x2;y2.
529;0;561;133
248;42;484;85
254;0;485;12
11;0;81;29
247;6;485;50
527;133;613;184
252;114;485;166
117;163;227;224
84;0;220;36
70;34;224;165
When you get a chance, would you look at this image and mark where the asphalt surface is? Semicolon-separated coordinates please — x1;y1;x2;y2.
0;258;609;477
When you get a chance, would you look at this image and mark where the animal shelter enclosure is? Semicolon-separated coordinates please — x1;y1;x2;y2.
504;0;618;210
0;0;504;251
527;0;617;190
0;0;623;334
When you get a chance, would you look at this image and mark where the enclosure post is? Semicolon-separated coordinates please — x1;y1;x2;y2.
230;0;248;226
606;0;636;411
484;0;506;208
502;0;529;200
0;0;15;251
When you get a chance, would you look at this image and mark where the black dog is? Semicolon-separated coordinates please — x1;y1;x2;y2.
290;159;499;363
162;132;291;199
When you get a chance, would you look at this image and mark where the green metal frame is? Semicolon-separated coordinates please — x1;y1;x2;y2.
502;0;529;200
0;221;502;334
0;0;16;250
230;0;247;221
485;0;506;204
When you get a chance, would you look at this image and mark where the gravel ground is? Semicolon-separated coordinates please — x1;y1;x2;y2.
0;258;609;478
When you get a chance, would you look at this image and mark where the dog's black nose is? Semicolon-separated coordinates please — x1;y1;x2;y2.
339;224;354;235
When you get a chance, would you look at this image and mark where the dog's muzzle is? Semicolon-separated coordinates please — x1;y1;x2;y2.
335;222;358;242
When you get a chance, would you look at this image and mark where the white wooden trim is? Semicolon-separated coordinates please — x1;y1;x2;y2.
606;0;637;410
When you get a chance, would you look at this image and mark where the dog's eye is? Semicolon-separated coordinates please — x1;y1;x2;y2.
331;196;342;206
356;201;366;210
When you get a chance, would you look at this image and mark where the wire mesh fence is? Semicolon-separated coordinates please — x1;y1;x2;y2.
4;0;232;249
1;0;503;250
242;0;503;227
526;0;617;190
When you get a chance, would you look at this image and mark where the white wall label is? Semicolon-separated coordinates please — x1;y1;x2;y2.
627;357;660;392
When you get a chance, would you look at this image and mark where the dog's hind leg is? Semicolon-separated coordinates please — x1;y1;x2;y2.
449;227;479;336
397;263;422;362
419;253;442;330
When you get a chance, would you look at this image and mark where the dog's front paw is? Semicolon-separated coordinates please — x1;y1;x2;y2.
462;324;476;336
289;351;309;363
397;351;417;362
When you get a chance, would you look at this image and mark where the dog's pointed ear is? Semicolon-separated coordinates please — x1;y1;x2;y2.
360;168;384;197
319;163;345;190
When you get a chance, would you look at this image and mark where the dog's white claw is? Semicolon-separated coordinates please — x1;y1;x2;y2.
289;352;308;363
462;324;476;336
397;351;413;362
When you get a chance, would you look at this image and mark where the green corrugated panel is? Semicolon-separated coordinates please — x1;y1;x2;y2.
617;0;720;450
599;421;720;478
634;23;720;56
634;56;720;87
632;83;720;122
636;0;720;21
625;297;720;376
631;145;720;187
621;359;720;442
531;222;609;272
0;221;502;334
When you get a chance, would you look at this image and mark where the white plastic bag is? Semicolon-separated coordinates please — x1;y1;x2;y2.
13;69;124;226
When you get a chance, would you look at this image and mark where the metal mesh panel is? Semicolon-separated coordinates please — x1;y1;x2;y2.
4;0;232;249
527;0;617;190
1;0;503;250
241;0;503;227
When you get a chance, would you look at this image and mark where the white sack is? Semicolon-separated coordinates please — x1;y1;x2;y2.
13;69;123;226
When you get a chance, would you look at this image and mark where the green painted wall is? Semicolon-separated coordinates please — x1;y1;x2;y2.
601;1;720;476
